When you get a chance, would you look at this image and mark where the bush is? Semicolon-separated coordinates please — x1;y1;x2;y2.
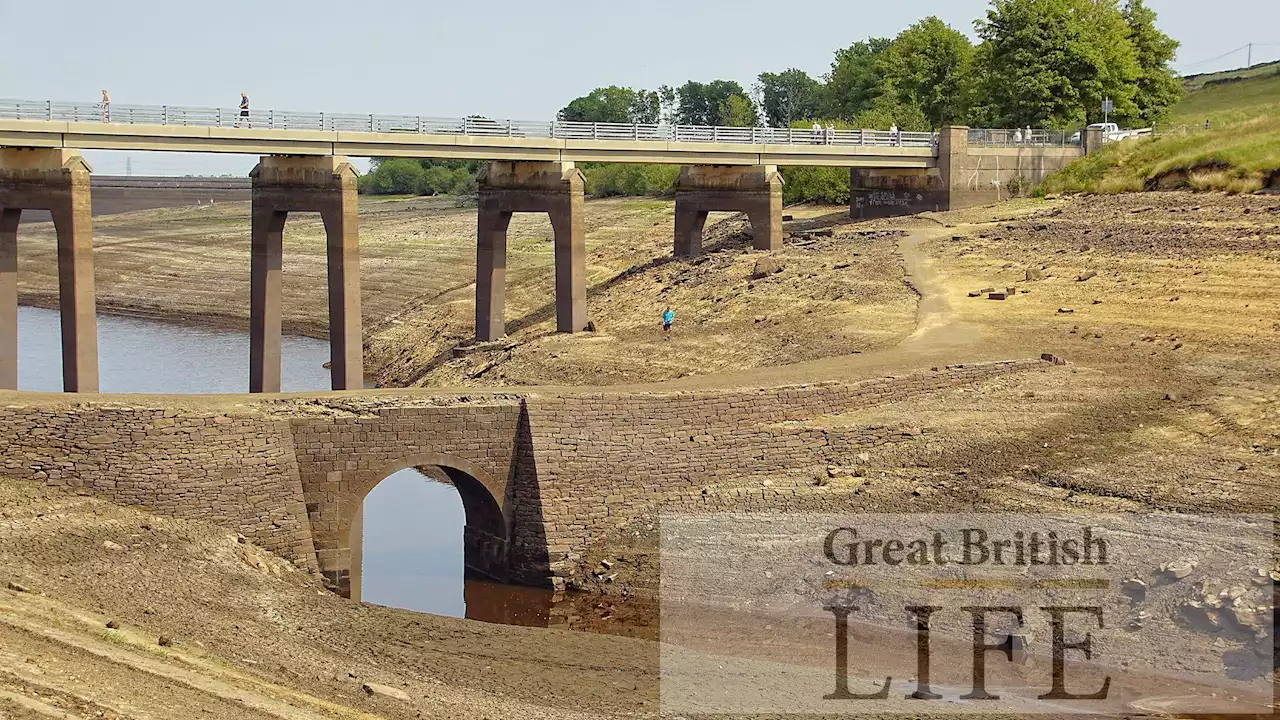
781;167;849;204
583;164;679;197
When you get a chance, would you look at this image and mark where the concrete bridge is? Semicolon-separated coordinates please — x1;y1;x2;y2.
0;99;1093;394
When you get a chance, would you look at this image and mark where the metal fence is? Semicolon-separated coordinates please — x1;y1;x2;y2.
0;98;938;149
967;127;1082;147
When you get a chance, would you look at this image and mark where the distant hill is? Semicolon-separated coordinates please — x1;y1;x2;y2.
1181;60;1280;92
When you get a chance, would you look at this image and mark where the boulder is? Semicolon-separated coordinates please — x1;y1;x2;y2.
750;257;784;279
1076;270;1097;282
1025;267;1044;281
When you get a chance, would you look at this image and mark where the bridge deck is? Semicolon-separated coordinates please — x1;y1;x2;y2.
0;119;937;168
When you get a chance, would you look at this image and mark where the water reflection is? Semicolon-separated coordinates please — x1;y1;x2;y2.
360;468;465;617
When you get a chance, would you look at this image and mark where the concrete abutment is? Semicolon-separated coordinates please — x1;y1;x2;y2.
249;155;362;393
674;164;783;256
0;148;99;392
850;126;1084;219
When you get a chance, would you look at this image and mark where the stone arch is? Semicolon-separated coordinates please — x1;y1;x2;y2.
344;453;511;602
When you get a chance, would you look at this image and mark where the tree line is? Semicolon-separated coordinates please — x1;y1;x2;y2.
362;0;1181;198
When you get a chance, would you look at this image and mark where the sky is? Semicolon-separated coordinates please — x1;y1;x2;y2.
1;0;1276;176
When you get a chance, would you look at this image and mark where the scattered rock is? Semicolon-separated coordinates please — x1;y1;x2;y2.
1005;286;1017;294
599;559;613;570
1057;307;1074;314
1025;267;1044;281
988;292;1008;300
362;682;411;702
968;290;983;297
782;214;794;222
5;581;29;593
236;534;247;544
1091;298;1103;304
1040;353;1067;365
979;287;995;293
322;360;333;369
1161;558;1197;580
103;540;124;552
1162;392;1177;401
158;635;173;647
585;320;598;333
106;620;120;629
750;257;784;279
1121;577;1147;601
1076;270;1097;282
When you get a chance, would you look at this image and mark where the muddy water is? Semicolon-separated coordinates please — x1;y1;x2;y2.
14;306;644;634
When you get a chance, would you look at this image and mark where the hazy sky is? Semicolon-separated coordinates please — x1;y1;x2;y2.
1;0;1275;175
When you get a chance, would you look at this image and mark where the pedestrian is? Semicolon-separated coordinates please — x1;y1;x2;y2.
235;92;250;128
1026;124;1033;144
889;123;899;146
1204;119;1210;131
826;122;835;145
811;122;822;145
661;306;675;339
99;89;110;122
1013;127;1023;144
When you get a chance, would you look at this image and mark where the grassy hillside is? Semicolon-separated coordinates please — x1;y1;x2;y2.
1040;65;1280;195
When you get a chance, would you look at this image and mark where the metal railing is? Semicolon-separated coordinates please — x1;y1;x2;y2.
0;98;939;149
967;128;1083;147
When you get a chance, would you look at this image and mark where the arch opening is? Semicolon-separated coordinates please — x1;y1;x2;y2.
350;460;509;617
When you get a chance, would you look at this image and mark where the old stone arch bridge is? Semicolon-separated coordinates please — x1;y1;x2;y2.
0;358;1056;597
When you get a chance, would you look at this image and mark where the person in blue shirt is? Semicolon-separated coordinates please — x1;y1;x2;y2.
662;306;675;338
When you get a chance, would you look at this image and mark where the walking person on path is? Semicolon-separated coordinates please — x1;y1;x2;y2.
662;306;675;339
235;92;250;128
99;89;110;122
811;122;822;145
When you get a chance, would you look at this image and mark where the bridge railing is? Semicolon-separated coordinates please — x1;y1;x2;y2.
0;98;943;150
967;127;1083;147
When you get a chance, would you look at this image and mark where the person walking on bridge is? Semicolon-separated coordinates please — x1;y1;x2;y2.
811;122;822;145
99;90;110;122
662;306;675;339
235;92;250;128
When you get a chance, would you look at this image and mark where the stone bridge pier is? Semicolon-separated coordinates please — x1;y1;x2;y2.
0;148;98;392
475;160;587;341
674;164;783;256
249;155;362;392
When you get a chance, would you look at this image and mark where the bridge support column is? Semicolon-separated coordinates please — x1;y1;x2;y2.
673;164;782;256
249;156;362;392
475;161;586;340
0;148;99;392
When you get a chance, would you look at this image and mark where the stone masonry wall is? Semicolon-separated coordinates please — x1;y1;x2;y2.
0;403;317;571
518;359;1051;581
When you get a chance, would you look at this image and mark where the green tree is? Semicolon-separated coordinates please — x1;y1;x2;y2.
1123;0;1183;125
971;0;1140;129
675;80;750;125
558;86;662;124
877;17;975;126
756;69;823;127
823;38;892;119
718;94;759;127
361;158;425;195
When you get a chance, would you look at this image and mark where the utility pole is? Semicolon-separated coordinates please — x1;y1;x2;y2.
1247;43;1253;68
